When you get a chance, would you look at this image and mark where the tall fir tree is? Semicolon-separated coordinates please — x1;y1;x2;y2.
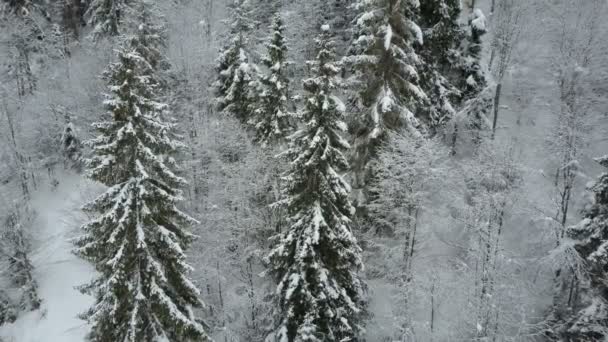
549;155;608;341
462;8;488;98
345;0;429;198
419;0;464;73
450;8;492;153
417;0;464;127
215;0;257;123
129;2;169;73
58;0;85;40
86;0;128;36
74;41;210;341
251;13;291;147
266;25;365;342
421;5;492;155
60;120;83;170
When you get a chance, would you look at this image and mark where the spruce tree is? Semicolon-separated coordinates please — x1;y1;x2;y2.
59;0;84;39
419;0;464;73
266;25;365;342
429;5;491;154
251;13;291;147
129;4;169;73
462;8;488;98
74;42;209;341
453;8;492;152
215;0;257;123
418;67;457;134
86;0;128;36
417;0;464;126
552;155;608;340
2;211;41;313
60;120;83;170
345;0;428;195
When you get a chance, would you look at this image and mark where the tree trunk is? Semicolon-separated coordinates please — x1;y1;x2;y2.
430;275;436;337
492;83;502;140
450;123;458;156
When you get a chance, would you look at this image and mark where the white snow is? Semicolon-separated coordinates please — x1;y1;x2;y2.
471;9;487;32
409;21;423;45
0;173;97;342
383;25;393;51
466;75;477;86
356;11;375;26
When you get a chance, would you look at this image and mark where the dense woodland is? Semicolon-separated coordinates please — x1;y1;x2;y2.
0;0;607;341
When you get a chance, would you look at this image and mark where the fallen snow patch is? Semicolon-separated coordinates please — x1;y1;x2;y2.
0;172;98;342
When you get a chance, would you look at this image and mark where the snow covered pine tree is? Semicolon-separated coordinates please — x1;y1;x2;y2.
462;8;488;98
345;0;428;202
60;121;83;170
86;0;128;36
74;41;210;341
215;0;257;124
550;155;608;340
418;0;464;130
130;5;170;74
251;13;292;147
449;7;493;152
266;25;366;342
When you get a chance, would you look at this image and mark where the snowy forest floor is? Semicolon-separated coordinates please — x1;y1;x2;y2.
0;172;97;342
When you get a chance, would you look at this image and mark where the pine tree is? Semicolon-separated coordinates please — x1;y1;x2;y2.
59;0;84;40
345;0;428;196
418;67;457;134
417;0;464;127
462;8;488;98
446;7;492;154
552;155;608;341
129;8;168;72
250;0;280;27
60;120;83;170
450;85;493;153
86;0;128;36
419;0;464;73
266;25;365;342
215;0;257;123
251;13;291;147
2;211;41;313
74;42;209;342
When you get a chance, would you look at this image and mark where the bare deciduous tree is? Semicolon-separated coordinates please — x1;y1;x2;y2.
488;0;525;139
546;0;606;246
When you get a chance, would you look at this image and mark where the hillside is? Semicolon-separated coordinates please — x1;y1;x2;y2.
0;0;607;341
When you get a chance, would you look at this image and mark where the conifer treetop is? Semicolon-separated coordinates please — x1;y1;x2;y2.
128;2;169;72
215;0;257;120
86;0;129;37
252;13;292;146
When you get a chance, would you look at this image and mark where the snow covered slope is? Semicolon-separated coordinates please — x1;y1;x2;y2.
0;173;97;342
